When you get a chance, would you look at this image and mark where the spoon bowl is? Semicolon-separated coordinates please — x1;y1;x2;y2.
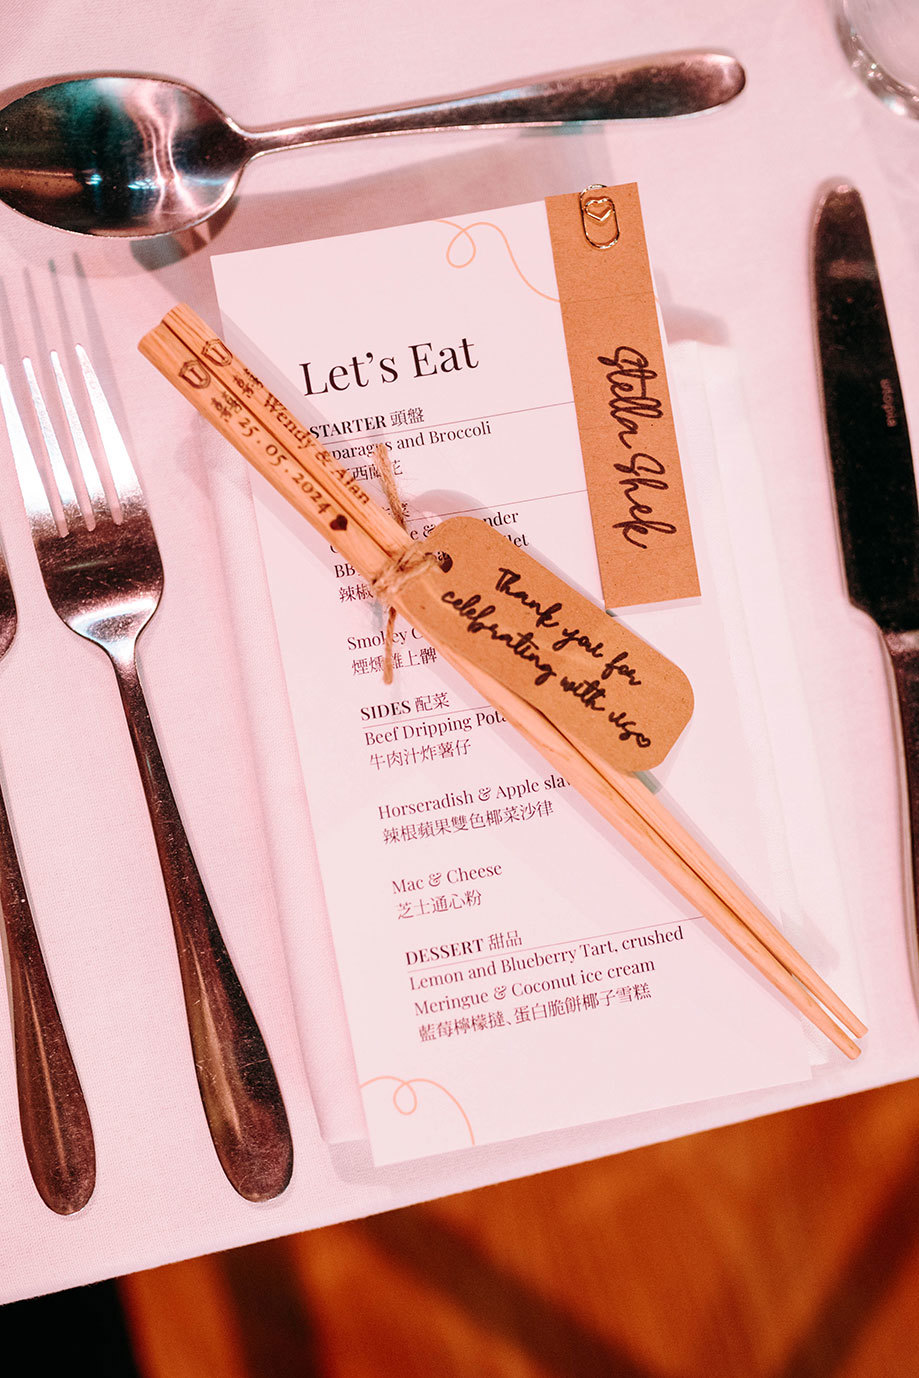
0;77;251;236
0;57;746;239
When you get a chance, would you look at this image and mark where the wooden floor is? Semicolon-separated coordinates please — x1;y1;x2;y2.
119;1079;919;1378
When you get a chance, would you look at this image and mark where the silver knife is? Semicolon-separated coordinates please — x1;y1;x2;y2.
814;183;919;970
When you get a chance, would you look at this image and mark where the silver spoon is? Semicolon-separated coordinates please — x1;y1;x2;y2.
0;53;744;239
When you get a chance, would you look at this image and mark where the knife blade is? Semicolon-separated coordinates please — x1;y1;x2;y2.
814;182;919;977
814;184;919;630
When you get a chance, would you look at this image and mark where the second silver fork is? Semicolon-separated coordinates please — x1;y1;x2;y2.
1;346;293;1202
0;532;95;1214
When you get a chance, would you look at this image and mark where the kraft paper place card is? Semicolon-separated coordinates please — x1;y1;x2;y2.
211;187;811;1165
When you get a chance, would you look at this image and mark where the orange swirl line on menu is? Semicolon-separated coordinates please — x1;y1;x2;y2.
437;219;560;302
360;1075;476;1145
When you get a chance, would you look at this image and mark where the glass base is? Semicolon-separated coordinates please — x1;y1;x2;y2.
837;12;919;119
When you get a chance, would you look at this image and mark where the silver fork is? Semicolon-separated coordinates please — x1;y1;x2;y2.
0;520;94;1214
1;346;293;1202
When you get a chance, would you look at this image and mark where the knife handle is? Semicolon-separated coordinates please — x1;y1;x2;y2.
883;630;919;964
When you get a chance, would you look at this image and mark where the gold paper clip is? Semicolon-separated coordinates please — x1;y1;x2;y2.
580;185;620;249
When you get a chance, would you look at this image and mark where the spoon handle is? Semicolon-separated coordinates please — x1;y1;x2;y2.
246;50;744;154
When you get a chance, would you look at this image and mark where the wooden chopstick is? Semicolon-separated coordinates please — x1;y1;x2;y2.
139;305;866;1058
607;766;866;1036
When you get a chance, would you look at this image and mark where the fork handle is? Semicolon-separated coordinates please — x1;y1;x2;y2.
111;652;293;1201
0;789;95;1213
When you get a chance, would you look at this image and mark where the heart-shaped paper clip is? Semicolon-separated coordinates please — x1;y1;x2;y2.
579;185;620;249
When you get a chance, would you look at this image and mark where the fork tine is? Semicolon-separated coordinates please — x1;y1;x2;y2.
76;345;141;509
50;350;107;524
23;356;82;530
0;362;59;538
